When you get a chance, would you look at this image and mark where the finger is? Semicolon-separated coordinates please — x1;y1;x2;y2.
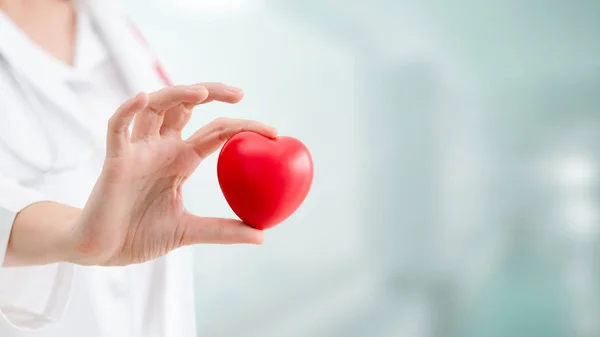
131;85;208;140
186;118;278;159
195;82;244;104
181;215;265;245
160;104;195;137
160;83;245;137
106;92;149;157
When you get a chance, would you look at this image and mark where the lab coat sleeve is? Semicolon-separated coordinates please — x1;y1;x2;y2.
0;175;74;330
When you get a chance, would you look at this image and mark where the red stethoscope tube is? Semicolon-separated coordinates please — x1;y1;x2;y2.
127;20;173;87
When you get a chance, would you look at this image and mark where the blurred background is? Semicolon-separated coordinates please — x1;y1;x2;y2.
122;1;600;336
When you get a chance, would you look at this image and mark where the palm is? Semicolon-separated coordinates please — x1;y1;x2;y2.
73;84;276;266
105;138;199;264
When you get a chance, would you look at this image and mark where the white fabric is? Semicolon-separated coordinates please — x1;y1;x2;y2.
0;1;197;336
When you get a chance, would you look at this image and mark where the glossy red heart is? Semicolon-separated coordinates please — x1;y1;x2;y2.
217;131;314;230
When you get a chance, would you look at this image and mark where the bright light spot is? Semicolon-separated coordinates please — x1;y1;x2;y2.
561;200;598;238
554;155;597;188
172;0;264;13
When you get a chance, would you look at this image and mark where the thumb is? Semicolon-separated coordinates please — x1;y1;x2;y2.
180;213;265;245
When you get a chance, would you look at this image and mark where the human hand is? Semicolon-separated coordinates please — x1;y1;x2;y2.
69;83;276;266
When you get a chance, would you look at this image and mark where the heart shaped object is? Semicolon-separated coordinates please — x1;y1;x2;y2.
217;131;314;230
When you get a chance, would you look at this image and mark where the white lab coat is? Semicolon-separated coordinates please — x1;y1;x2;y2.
0;1;197;336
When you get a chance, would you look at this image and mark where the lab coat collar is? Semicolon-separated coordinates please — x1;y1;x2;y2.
0;1;165;142
0;1;167;174
0;10;102;141
0;6;108;85
0;10;74;83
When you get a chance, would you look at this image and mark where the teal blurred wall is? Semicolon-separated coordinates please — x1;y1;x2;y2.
122;1;600;336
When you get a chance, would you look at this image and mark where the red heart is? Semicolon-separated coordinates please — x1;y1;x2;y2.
217;131;314;230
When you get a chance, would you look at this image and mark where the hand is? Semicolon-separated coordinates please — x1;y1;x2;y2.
68;83;276;266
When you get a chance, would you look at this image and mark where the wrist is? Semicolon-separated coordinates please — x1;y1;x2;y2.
57;207;85;265
5;202;82;267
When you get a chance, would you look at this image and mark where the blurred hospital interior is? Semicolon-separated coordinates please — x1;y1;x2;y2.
121;1;600;336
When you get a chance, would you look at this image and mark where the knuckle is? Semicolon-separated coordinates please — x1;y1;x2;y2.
213;117;230;126
172;85;190;94
212;117;230;132
212;117;237;141
147;104;163;116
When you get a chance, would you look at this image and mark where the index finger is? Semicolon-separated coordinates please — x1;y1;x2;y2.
161;83;245;137
185;118;277;159
193;82;244;105
132;85;208;140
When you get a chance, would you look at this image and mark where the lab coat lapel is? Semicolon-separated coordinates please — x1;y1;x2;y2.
84;0;166;97
0;9;106;142
31;79;101;140
0;1;166;173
